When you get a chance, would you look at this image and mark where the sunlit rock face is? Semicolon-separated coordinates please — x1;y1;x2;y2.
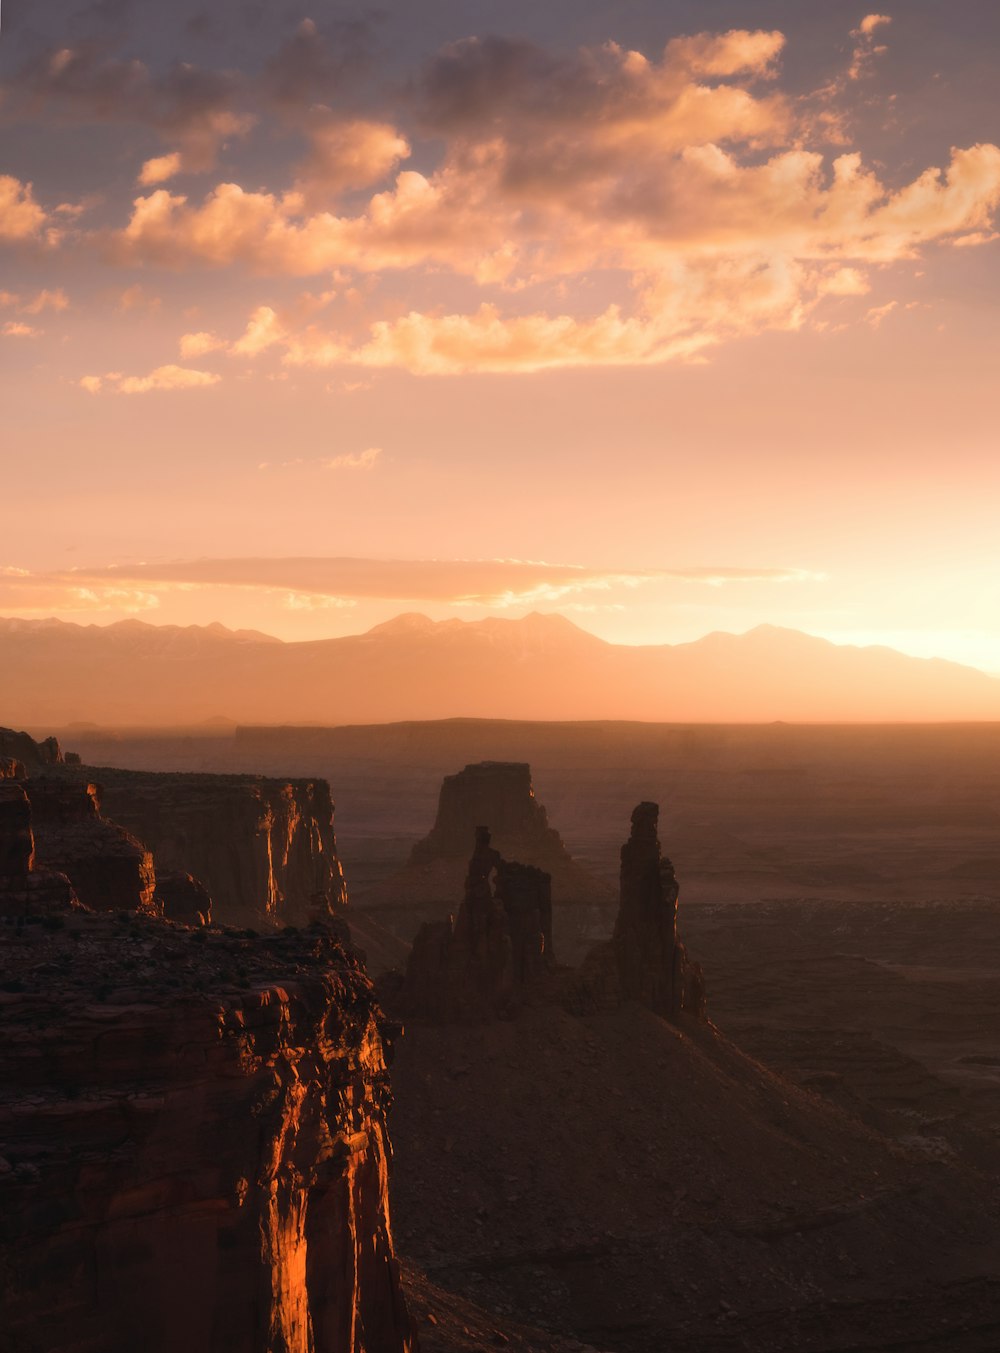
402;826;555;1021
91;769;348;928
0;915;417;1353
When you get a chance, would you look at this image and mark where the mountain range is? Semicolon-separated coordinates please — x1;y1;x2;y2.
1;612;998;726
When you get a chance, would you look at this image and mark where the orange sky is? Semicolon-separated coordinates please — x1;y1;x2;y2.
2;3;999;675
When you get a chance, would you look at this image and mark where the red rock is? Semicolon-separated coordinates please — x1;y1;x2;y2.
0;915;418;1353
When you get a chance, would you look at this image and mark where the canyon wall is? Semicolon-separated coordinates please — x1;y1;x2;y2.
90;768;348;929
0;913;416;1353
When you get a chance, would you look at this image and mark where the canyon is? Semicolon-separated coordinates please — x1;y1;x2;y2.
5;721;1000;1350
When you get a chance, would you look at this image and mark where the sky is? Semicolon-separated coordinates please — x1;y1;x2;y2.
2;0;999;672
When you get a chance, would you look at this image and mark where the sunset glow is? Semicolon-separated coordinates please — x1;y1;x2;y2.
3;2;1000;683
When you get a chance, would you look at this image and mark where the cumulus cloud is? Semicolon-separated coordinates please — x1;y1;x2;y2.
18;20;1000;375
179;329;226;358
138;151;183;185
0;176;50;242
51;556;822;606
2;321;40;337
292;117;411;208
230;305;286;356
78;364;221;393
5;44;254;172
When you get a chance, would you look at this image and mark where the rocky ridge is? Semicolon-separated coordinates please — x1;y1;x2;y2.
0;727;418;1353
90;766;348;929
0;911;417;1353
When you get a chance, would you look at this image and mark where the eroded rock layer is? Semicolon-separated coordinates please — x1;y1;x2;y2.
27;777;158;916
90;768;348;929
0;912;417;1353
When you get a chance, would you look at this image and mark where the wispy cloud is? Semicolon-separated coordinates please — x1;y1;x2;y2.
12;556;823;608
78;364;221;394
257;449;381;472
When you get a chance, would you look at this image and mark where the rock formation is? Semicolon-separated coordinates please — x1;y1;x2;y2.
613;801;706;1019
0;776;84;919
27;776;158;917
0;726;62;769
0;912;417;1353
401;803;705;1027
90;768;347;929
401;826;555;1021
575;801;706;1019
410;763;568;870
155;869;213;926
357;762;612;928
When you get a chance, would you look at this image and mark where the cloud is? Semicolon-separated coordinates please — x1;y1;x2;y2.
864;300;898;327
664;29;786;78
48;556;822;606
0;176;50;242
2;321;40;337
78;364;221;394
6;44;254;172
323;447;380;470
117;282;161;312
22;288;70;314
0;567;160;614
857;15;892;37
19;21;1000;376
262;16;379;109
106;16;1000;375
257;449;381;471
230;305;286;356
849;14;893;82
138;151;183;186
179;329;226;358
292;117;411;208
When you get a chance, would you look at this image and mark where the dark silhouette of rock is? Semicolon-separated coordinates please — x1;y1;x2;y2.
0;726;62;768
26;777;158;916
0;912;418;1353
401;826;555;1021
155;869;212;926
90;768;347;928
0;782;34;881
574;801;706;1020
359;761;612;917
410;763;566;869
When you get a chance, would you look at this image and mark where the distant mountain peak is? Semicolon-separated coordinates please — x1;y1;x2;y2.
365;613;438;636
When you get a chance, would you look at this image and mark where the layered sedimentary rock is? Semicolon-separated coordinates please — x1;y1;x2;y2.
91;768;347;929
577;802;706;1019
27;777;158;917
402;827;555;1021
0;912;417;1353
